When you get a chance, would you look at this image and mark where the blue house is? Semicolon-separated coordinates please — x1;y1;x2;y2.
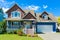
5;4;57;34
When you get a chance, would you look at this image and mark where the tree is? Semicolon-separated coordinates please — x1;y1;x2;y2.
57;17;60;23
0;8;4;21
0;8;6;33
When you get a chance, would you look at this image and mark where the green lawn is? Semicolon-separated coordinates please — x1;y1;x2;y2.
0;34;43;40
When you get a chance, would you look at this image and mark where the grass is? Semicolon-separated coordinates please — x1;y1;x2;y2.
0;34;43;40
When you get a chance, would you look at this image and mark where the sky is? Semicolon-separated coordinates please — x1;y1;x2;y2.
0;0;60;17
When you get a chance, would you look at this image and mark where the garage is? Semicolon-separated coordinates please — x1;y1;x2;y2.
36;22;56;34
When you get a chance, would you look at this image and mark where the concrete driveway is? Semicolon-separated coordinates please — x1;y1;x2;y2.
38;33;60;40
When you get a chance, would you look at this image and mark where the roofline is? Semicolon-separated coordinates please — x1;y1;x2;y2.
23;12;36;19
6;3;25;13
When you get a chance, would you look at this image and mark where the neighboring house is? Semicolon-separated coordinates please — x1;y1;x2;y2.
6;4;57;34
0;8;4;21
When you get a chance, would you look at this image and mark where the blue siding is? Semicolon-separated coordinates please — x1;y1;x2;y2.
36;22;56;33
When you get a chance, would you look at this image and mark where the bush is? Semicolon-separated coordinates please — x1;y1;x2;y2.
17;31;23;36
22;33;27;36
0;20;6;34
14;30;17;34
17;28;24;36
56;28;59;32
27;34;38;37
7;30;14;34
27;34;31;37
34;34;38;37
7;30;17;34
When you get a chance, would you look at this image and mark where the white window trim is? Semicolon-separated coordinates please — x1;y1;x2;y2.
42;14;48;20
11;11;21;18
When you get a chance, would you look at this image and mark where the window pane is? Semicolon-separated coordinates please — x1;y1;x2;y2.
42;14;48;20
12;11;20;17
15;12;17;17
12;22;19;25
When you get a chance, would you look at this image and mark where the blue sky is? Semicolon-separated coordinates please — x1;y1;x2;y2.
0;0;60;17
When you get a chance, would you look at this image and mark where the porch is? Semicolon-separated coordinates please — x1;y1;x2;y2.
6;19;36;34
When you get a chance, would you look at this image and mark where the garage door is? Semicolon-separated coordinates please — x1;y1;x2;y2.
37;25;53;33
36;22;56;33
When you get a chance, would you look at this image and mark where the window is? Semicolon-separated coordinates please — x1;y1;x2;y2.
11;11;20;18
12;22;19;26
42;14;48;20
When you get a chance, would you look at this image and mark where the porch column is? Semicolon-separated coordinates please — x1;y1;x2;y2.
7;21;8;27
6;20;8;30
11;21;12;29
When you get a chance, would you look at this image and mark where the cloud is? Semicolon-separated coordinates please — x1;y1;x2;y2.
24;5;40;11
0;0;5;2
2;7;9;12
43;5;48;9
0;1;15;8
0;0;15;12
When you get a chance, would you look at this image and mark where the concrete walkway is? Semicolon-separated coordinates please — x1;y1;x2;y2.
38;33;60;40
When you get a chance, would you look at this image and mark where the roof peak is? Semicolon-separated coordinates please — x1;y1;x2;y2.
6;3;25;13
42;11;49;15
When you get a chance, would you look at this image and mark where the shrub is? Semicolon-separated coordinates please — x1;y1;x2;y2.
32;34;38;37
13;30;17;34
7;30;14;34
34;34;38;37
22;33;27;36
17;28;23;36
56;28;59;32
0;20;6;34
17;31;23;36
27;34;31;37
7;30;17;34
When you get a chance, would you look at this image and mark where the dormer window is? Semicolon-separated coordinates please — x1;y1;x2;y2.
11;11;20;18
42;14;48;20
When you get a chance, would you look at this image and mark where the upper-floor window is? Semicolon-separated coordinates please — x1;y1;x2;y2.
42;14;48;20
11;11;20;18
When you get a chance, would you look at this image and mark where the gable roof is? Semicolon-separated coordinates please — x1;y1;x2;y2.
23;12;36;19
6;4;25;13
36;11;57;22
48;13;57;22
24;10;35;17
42;11;49;15
40;11;49;17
